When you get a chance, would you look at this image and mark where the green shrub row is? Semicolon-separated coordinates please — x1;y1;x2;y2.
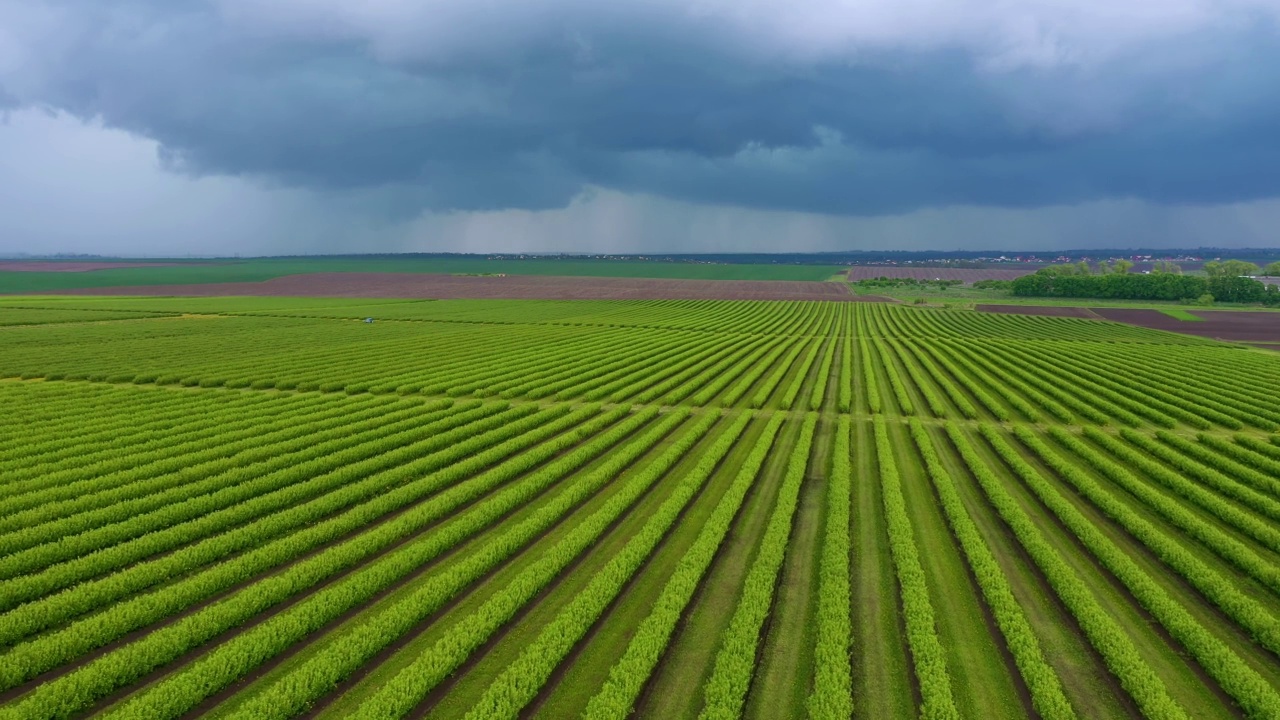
895;341;978;419
129;404;696;717
858;337;884;414
699;413;819;720
808;338;838;411
1234;435;1280;461
875;417;958;719
870;338;915;416
808;415;855;719
471;331;652;399
1085;346;1276;430
1012;427;1280;719
909;420;1075;720
81;404;641;719
0;404;576;690
887;338;947;417
0;399;440;549
524;335;686;400
958;425;1186;720
347;411;716;720
670;336;772;406
1010;345;1211;429
750;338;809;409
1107;429;1280;547
942;340;1070;420
838;334;853;412
718;336;794;408
1057;428;1280;639
614;336;753;404
1197;434;1280;478
0;392;348;513
781;337;824;410
993;343;1173;427
0;406;622;658
945;340;1110;425
554;335;698;401
0;403;510;601
691;336;788;407
1156;432;1280;498
584;413;788;720
466;412;756;720
2;390;317;485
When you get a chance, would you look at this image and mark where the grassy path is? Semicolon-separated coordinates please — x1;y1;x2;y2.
742;414;829;718
931;424;1133;720
850;417;914;719
988;427;1235;719
632;417;799;719
890;420;1024;719
526;417;773;719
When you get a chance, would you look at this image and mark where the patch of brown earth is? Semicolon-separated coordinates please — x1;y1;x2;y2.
1091;308;1280;343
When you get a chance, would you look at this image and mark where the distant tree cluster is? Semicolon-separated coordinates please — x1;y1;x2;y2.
1011;259;1280;305
1203;259;1260;278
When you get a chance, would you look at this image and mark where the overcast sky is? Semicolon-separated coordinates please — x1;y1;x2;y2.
3;1;1280;255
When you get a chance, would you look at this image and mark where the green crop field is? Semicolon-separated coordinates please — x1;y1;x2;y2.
1;296;1279;720
0;258;841;293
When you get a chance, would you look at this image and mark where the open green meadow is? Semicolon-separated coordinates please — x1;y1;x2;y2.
0;258;841;293
1;296;1278;719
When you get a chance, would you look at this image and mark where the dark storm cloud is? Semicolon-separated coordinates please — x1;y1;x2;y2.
4;0;1280;217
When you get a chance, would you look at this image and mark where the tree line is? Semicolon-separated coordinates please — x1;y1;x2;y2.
1012;260;1280;304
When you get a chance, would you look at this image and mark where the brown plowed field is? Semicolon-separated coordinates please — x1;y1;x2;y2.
976;304;1098;318
0;262;197;272
1090;308;1280;344
51;272;885;302
847;267;1037;282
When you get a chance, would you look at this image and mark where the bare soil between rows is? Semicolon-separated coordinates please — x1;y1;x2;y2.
45;272;890;302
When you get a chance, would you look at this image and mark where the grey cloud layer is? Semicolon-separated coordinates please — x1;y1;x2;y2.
3;0;1280;218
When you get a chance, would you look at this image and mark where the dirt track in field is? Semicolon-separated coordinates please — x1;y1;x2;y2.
976;304;1098;318
1090;308;1280;343
47;272;888;302
0;262;199;273
847;267;1037;282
